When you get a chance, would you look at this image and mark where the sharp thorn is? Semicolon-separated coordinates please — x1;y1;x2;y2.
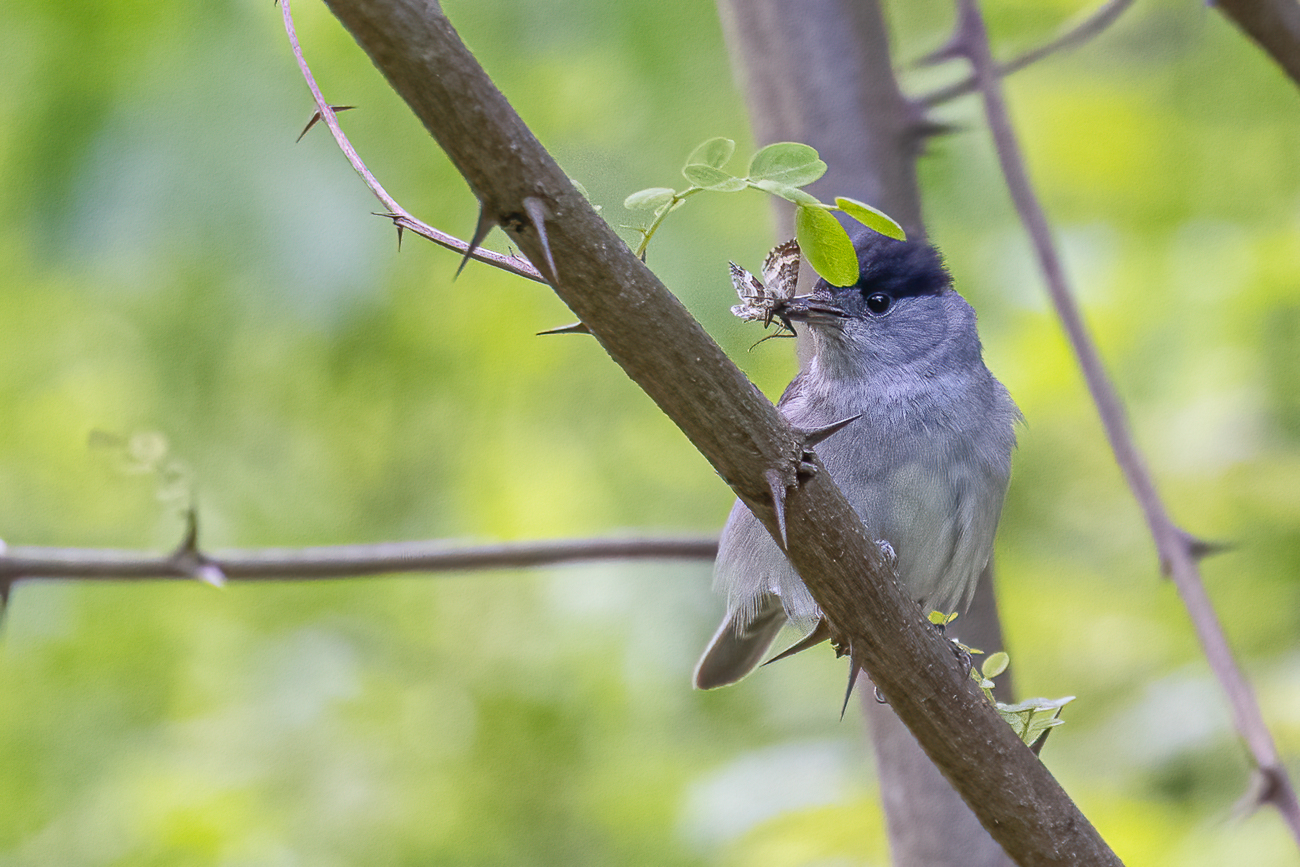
195;563;228;589
764;468;788;548
1182;529;1233;561
296;111;323;143
175;508;199;557
801;413;863;447
536;321;591;336
523;196;558;283
295;105;357;142
762;619;831;666
915;117;965;139
456;203;496;279
841;657;864;720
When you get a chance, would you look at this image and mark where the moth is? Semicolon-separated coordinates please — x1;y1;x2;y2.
729;238;801;335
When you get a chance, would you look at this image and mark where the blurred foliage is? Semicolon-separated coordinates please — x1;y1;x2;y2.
0;0;1298;864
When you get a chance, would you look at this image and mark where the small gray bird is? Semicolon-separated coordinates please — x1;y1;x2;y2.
694;231;1019;689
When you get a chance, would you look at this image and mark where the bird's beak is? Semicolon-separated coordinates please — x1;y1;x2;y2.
773;294;848;324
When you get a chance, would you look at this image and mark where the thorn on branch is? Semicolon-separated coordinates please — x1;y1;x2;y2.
800;414;863;448
762;618;831;667
522;196;558;284
1182;528;1234;562
842;652;864;719
373;212;406;250
456;203;497;278
917;0;1136;108
296;105;356;143
171;508;227;589
536;321;591;336
910;115;965;142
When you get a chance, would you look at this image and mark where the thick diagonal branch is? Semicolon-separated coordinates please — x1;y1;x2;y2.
313;0;1120;863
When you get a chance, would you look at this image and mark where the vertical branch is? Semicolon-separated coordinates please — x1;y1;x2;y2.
954;0;1300;845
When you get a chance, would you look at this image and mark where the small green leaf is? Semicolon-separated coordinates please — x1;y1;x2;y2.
682;164;746;191
795;205;857;286
749;179;819;206
653;198;688;217
747;142;827;186
982;651;1010;679
623;188;676;211
685;137;736;169
834;196;906;240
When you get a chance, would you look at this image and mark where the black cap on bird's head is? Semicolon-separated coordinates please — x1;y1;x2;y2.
775;232;952;326
773;232;981;374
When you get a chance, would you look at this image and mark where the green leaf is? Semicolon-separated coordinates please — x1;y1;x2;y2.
685;137;735;169
681;164;746;191
623;187;676;211
749;179;819;206
982;651;1010;679
747;142;827;186
795;205;857;286
833;196;906;240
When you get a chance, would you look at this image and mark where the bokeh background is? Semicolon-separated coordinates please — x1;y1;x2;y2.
1;0;1298;864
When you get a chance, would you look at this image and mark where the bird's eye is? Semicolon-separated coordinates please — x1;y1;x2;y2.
864;292;892;315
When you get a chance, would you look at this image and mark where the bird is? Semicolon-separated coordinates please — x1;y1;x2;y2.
694;230;1019;689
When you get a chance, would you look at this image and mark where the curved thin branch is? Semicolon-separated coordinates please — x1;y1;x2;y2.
953;0;1300;845
280;0;543;282
0;536;717;583
919;0;1134;108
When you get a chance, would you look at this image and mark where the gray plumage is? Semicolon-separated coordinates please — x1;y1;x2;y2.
695;232;1019;689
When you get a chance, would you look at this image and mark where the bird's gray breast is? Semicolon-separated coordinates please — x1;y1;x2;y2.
715;363;1013;628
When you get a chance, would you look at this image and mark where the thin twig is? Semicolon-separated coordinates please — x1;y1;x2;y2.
0;536;717;583
279;0;544;282
954;0;1300;844
919;0;1134;108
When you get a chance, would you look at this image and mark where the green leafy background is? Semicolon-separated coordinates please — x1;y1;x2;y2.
2;0;1298;864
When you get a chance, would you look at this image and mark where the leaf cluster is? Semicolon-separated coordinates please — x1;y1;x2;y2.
624;138;904;286
931;608;1075;750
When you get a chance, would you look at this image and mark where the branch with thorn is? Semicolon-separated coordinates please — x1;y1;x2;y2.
280;0;545;284
918;0;1134;108
954;0;1300;843
0;533;716;590
296;0;1130;861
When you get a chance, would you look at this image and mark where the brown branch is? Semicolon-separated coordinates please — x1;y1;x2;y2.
307;0;1122;863
280;0;543;282
0;536;717;583
919;0;1134;108
953;0;1300;846
1215;0;1300;93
